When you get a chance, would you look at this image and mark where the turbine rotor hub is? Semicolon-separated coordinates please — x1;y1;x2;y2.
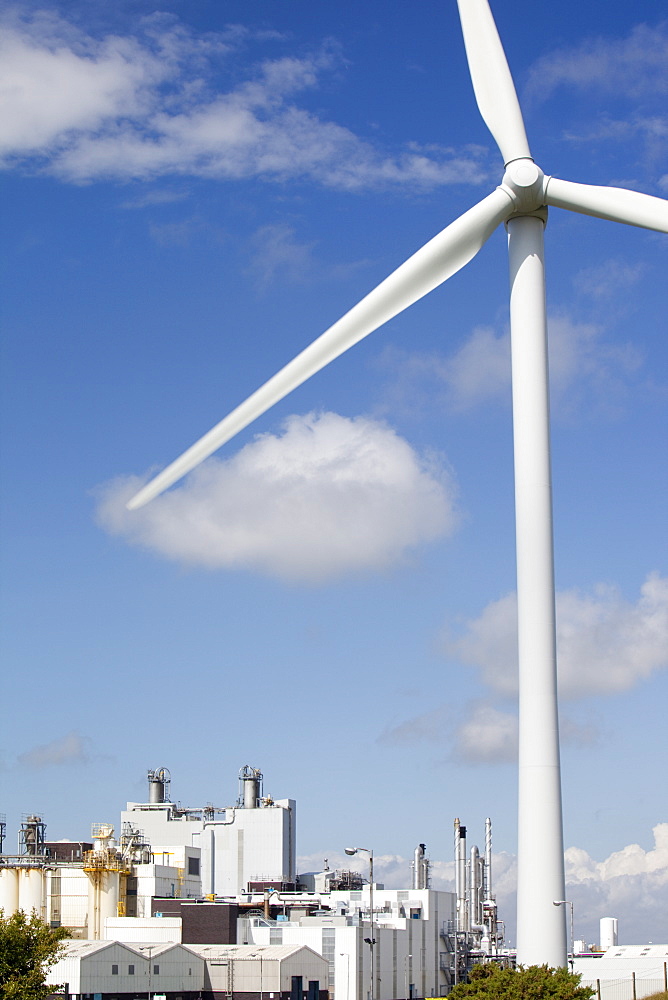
501;158;547;216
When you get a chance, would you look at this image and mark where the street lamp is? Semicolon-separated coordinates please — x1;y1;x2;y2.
553;901;574;969
345;847;375;1000
146;945;153;1000
339;953;350;1000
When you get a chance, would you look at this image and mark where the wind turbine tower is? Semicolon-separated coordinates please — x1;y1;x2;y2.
126;0;668;968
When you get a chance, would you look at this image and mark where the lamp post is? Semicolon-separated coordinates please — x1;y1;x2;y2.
345;847;374;1000
146;945;153;1000
339;953;350;1000
553;901;574;969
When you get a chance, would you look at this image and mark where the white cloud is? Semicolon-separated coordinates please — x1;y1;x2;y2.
95;412;458;583
0;11;490;189
378;703;454;748
573;259;645;300
379;698;599;763
17;730;91;768
446;573;668;699
378;699;517;761
564;824;668;945
246;224;318;288
377;309;641;419
525;23;668;102
451;702;518;762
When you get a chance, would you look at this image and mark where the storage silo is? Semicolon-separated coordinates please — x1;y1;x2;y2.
18;868;45;917
0;868;19;914
600;917;618;950
87;869;120;940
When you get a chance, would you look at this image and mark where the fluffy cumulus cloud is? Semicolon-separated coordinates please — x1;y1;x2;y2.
564;824;668;945
17;730;91;768
446;573;668;699
95;412;457;583
0;10;490;188
378;576;666;763
298;825;668;945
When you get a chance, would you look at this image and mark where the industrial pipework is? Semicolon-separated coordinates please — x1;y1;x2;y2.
412;843;430;890
452;817;503;974
19;815;46;856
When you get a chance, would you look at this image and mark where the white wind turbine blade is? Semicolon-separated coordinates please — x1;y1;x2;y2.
545;176;668;233
456;0;531;164
127;186;513;510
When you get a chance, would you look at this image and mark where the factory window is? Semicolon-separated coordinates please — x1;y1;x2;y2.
188;856;200;876
128;965;135;975
154;966;160;975
111;966;118;975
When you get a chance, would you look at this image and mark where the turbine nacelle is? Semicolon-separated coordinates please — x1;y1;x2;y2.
501;159;548;219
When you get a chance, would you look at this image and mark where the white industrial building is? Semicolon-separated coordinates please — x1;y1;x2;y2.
122;767;296;897
187;944;330;999
47;940;205;997
573;945;668;1000
243;887;456;1000
47;940;329;1000
3;764;507;1000
0;821;203;939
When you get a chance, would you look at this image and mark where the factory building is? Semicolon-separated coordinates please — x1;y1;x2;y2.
122;767;296;896
47;940;329;1000
573;944;668;1000
48;940;204;998
2;763;506;999
242;887;456;999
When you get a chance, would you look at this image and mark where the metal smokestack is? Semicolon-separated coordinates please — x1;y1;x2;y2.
455;819;468;932
147;768;170;804
413;844;429;890
239;765;263;808
485;817;493;902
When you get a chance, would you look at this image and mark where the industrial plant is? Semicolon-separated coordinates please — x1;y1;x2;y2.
2;765;664;1000
1;764;505;1000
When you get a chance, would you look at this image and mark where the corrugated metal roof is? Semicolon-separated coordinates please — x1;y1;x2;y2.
187;944;318;961
57;941;131;958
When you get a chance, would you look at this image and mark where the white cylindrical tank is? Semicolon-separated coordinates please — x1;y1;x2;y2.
87;870;120;940
600;917;618;950
0;868;20;914
18;868;45;916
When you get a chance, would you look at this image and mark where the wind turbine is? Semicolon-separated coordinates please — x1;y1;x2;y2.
126;0;668;967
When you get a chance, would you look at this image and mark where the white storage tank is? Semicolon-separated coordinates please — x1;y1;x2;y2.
600;917;618;950
87;870;120;940
0;868;19;914
18;868;45;917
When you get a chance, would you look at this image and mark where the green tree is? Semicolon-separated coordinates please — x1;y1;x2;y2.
0;910;69;1000
449;962;596;1000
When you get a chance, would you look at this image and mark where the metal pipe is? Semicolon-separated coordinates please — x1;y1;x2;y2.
457;824;467;932
485;818;492;903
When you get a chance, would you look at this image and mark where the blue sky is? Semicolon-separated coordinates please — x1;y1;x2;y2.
1;0;666;946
